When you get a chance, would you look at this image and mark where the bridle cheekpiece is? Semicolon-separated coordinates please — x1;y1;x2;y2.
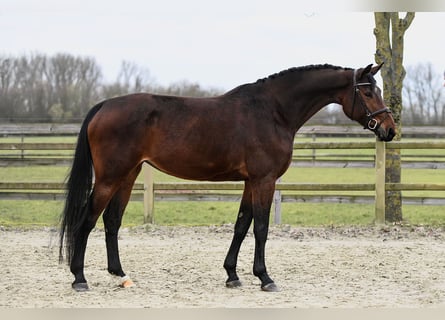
352;69;391;131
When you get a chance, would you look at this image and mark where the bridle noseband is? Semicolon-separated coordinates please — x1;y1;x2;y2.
352;69;391;131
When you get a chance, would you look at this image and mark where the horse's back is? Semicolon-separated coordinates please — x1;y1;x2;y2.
86;93;250;180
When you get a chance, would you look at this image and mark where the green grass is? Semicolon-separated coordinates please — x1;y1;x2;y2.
0;200;62;227
1;136;444;227
124;202;445;227
1;165;444;227
2;199;444;228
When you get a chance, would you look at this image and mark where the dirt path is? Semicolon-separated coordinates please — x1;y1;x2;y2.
1;224;445;308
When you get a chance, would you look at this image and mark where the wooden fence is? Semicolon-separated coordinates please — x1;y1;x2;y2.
2;123;445;138
1;139;444;224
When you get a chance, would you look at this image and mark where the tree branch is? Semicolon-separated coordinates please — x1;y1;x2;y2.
402;12;415;31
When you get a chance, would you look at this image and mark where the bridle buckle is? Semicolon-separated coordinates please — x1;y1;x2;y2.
367;118;379;130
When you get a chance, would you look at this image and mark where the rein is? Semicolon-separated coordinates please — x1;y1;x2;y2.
352;69;391;131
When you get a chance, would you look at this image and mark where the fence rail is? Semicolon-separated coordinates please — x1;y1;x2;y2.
2;123;445;138
1;140;444;224
2;140;445;168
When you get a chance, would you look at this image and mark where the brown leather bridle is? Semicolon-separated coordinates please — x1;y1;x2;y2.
351;69;392;131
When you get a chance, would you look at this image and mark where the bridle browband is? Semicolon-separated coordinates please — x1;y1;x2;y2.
352;69;391;131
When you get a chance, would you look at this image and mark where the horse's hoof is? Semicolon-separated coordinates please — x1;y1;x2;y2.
226;279;242;288
261;282;280;292
119;276;135;288
72;282;89;292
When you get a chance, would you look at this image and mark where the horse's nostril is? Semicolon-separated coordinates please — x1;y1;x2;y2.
388;128;395;140
383;127;396;141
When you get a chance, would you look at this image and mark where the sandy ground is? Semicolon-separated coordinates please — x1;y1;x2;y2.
1;224;445;308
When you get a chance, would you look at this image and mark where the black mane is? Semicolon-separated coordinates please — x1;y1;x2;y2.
256;64;351;83
225;64;352;96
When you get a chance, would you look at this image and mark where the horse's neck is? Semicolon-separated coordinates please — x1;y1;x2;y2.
270;70;350;132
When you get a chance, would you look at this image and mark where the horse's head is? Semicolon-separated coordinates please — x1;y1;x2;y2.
342;64;396;142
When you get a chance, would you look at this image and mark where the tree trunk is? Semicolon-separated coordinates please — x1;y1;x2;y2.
374;12;415;223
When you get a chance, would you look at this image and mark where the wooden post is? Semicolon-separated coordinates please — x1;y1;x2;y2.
311;134;316;163
21;135;25;159
375;139;386;224
273;178;282;225
143;163;154;224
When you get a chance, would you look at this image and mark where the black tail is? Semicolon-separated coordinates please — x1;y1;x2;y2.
59;102;104;264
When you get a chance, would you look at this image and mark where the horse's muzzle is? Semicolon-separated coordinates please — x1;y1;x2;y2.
376;127;396;142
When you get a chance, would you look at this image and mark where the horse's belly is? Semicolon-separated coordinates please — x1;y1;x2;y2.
147;156;248;182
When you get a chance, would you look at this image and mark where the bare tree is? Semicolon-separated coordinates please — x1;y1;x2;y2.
76;57;102;117
117;60;152;93
16;54;49;119
102;62;223;99
0;54;49;120
374;12;415;223
45;54;99;119
0;56;17;119
158;79;223;97
403;63;445;125
102;61;153;98
0;53;223;122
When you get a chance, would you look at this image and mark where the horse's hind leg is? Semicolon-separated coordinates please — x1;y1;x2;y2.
103;164;142;288
224;181;253;287
70;182;118;291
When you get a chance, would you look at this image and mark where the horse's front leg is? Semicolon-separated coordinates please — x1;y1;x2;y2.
251;179;279;292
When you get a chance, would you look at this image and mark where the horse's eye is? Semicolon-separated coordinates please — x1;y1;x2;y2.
364;91;373;98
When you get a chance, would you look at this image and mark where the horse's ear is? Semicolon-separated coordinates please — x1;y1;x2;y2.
370;63;384;75
359;64;373;78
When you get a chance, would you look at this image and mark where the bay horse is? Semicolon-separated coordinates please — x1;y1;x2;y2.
59;63;395;292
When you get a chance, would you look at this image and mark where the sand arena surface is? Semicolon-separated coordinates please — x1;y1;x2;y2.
1;224;445;308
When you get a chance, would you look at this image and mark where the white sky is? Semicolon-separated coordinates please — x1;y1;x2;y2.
1;0;444;90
